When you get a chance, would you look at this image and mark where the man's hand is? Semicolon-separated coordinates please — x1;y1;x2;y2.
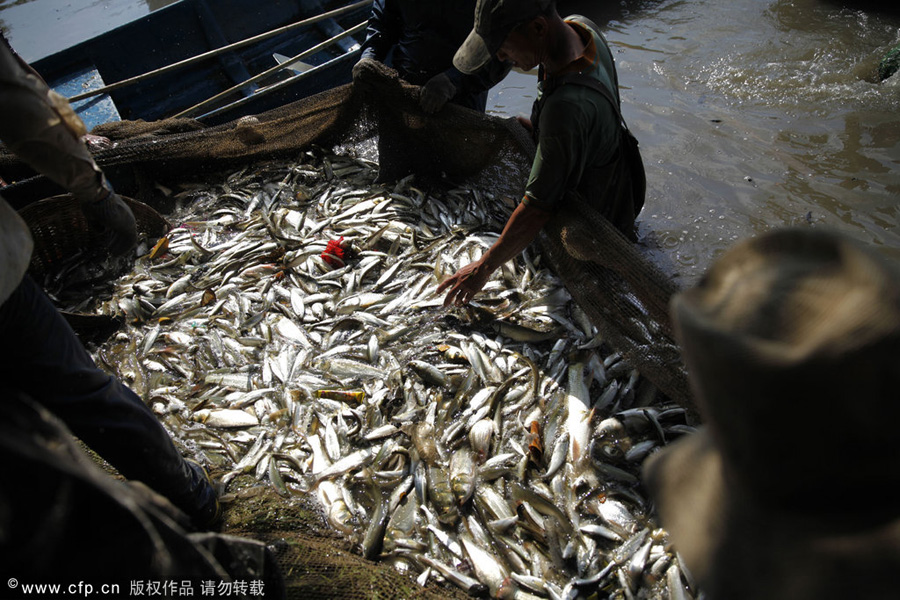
351;56;380;89
439;203;551;306
419;72;457;114
437;260;493;306
81;189;138;257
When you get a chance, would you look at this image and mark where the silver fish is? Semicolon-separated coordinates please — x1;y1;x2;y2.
85;147;695;600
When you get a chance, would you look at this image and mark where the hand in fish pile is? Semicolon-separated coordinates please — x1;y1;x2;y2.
437;260;492;306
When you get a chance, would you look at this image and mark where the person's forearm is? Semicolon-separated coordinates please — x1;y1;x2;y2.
480;201;551;271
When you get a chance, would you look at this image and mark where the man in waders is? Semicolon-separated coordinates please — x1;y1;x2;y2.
438;0;645;306
353;0;511;114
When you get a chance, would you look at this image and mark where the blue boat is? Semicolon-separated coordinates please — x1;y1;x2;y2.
31;0;372;129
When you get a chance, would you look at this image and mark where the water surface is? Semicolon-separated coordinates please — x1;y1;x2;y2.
566;0;900;283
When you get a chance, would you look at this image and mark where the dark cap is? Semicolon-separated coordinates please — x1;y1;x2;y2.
453;0;553;74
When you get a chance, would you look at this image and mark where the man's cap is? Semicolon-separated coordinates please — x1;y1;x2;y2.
643;227;900;596
454;0;553;74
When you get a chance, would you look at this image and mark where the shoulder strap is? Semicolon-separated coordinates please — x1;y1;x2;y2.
538;17;631;131
565;15;622;103
542;72;631;131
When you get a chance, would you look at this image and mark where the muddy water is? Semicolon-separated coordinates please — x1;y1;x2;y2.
491;0;900;283
567;0;900;284
3;0;899;284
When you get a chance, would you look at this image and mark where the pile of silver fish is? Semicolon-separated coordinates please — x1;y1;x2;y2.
88;147;697;600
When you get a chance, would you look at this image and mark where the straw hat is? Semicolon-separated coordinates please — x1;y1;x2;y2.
643;227;900;599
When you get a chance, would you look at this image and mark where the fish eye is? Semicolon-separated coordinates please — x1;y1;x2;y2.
602;444;622;458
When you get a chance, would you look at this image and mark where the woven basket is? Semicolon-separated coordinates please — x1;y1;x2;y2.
18;194;170;279
18;194;170;342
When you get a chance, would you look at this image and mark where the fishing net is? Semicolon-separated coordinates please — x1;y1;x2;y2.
0;60;695;599
219;475;469;600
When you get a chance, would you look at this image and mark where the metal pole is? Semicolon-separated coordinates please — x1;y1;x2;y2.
172;20;366;119
196;48;359;121
66;0;373;102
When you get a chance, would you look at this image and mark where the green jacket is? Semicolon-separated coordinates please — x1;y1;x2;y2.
524;16;643;238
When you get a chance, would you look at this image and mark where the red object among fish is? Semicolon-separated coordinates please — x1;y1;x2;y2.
321;236;346;267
